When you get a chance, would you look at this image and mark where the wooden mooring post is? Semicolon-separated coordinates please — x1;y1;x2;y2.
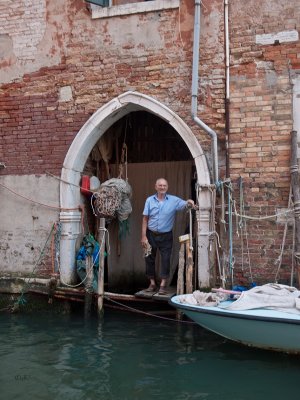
84;256;93;317
290;130;300;285
177;237;185;296
178;234;194;295
185;241;194;294
97;218;106;315
177;234;194;319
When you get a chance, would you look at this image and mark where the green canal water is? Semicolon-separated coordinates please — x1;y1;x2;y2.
1;307;300;400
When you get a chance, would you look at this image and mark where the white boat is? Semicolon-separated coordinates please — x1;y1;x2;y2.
170;284;300;354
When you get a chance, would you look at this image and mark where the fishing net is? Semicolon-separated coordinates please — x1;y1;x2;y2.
92;178;132;222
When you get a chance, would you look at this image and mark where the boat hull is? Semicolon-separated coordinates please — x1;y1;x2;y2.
170;296;300;354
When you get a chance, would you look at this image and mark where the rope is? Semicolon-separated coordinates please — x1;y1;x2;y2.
208;185;217;240
118;143;128;181
91;187;121;218
46;171;100;197
215;234;226;288
0;306;13;313
0;182;81;211
208;185;226;287
103;296;197;324
220;181;226;231
100;226;110;255
238;177;253;282
227;182;234;285
118;116;129;180
234;208;293;221
11;224;56;312
290;164;299;174
274;186;293;282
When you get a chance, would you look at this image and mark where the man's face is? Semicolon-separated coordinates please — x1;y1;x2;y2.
155;179;168;195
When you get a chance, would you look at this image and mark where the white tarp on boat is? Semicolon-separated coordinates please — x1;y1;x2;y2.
224;283;300;314
176;291;227;306
177;283;300;314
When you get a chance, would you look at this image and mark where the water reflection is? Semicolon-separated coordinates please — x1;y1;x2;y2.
0;310;300;400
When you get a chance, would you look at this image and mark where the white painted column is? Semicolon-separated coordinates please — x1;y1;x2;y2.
195;183;212;288
197;208;211;288
59;168;82;284
59;210;82;284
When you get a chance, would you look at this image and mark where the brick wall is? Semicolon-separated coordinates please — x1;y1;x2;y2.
227;0;300;285
0;0;226;176
0;0;299;285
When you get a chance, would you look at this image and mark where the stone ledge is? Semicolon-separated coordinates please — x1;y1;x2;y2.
89;0;180;19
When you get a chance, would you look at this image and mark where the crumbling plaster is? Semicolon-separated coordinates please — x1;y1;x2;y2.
0;175;59;275
0;0;69;84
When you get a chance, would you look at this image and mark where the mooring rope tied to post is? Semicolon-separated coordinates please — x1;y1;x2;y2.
103;296;197;324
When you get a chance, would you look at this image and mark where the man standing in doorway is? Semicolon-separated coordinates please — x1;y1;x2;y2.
141;178;195;295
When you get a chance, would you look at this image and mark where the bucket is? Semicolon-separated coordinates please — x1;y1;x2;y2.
80;175;90;196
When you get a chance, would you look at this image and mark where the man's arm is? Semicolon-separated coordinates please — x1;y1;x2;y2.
141;215;149;247
186;199;196;209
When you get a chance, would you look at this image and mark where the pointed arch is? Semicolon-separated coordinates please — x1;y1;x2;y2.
59;91;212;287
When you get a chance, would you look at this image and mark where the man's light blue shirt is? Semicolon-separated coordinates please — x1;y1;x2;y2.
143;194;187;233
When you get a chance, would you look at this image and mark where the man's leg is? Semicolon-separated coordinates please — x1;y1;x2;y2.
157;232;173;289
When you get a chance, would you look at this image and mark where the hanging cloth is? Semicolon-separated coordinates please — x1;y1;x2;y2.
96;133;114;180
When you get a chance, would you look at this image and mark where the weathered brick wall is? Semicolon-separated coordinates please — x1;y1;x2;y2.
0;0;299;285
227;0;300;285
0;0;225;176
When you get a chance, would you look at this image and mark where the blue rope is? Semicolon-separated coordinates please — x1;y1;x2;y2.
215;179;223;194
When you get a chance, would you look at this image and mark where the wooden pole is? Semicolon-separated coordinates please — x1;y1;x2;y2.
177;241;185;295
176;239;185;320
84;255;93;317
97;218;106;315
290;130;300;286
185;240;194;294
178;234;194;294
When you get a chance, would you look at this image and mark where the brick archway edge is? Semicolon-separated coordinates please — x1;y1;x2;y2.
59;91;212;287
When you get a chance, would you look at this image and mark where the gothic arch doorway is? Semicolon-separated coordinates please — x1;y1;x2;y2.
59;91;212;289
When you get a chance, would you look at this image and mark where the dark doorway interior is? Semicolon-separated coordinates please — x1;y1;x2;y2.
113;111;193;163
81;110;195;292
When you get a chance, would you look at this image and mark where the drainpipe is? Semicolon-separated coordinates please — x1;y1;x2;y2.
191;0;219;183
224;0;230;178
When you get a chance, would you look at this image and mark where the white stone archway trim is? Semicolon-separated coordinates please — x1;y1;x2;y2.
59;91;212;288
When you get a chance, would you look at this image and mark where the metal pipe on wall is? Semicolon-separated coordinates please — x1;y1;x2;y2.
191;0;219;183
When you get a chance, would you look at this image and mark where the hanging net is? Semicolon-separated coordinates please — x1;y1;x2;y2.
92;178;132;222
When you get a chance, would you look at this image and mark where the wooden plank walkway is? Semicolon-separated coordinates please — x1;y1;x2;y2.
29;285;177;306
135;286;176;302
